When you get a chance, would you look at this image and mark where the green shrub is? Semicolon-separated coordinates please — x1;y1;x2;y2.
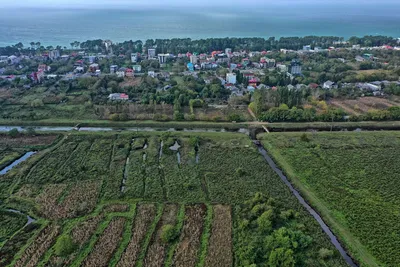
8;128;19;138
319;248;334;260
54;235;77;257
160;224;177;243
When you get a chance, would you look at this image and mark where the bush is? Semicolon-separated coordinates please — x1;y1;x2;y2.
119;113;128;121
300;133;310;142
8;128;19;138
319;248;334;260
160;224;177;243
236;167;245;176
109;114;120;121
54;235;77;257
228;113;242;122
173;111;184;121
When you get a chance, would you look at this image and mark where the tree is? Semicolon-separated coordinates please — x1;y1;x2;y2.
8;128;19;138
160;224;177;243
268;248;295;267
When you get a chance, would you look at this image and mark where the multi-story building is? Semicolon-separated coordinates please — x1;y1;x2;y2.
131;53;138;63
226;73;237;84
290;60;302;75
49;50;60;60
158;54;169;64
190;55;198;64
148;48;156;59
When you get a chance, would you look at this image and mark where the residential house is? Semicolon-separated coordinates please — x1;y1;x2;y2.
75;66;85;73
8;55;20;65
276;64;288;73
110;65;118;74
31;70;45;83
323;80;335;89
0;68;5;75
287;84;295;91
38;64;50;72
226;73;237;84
148;71;156;78
125;68;134;78
108;93;129;100
89;64;99;72
131;53;138;63
61;55;70;61
116;68;126;78
133;65;142;72
261;58;275;68
218;77;226;85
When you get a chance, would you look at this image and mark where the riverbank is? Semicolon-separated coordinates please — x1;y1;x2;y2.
1;119;400;132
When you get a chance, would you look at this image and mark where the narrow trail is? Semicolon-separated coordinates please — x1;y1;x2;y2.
253;140;357;267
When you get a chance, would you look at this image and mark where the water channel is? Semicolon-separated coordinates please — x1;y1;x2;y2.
254;141;357;267
0;152;36;175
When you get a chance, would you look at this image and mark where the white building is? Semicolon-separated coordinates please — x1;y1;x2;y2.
190;55;198;64
148;71;156;78
226;73;237;84
225;48;232;56
158;54;169;64
49;50;60;60
131;53;138;63
323;81;335;89
148;48;156;59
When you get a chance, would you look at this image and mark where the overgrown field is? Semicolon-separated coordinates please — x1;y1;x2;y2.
259;131;400;267
0;131;348;266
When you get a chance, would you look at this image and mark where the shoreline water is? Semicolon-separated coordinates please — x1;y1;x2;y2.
0;6;399;47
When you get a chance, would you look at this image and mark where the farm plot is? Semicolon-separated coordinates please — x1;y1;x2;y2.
260;131;400;266
0;132;351;266
117;204;158;267
0;223;40;267
14;224;61;267
143;204;179;267
0;209;27;244
205;205;232;267
83;217;126;267
329;97;399;115
36;180;101;219
172;204;206;267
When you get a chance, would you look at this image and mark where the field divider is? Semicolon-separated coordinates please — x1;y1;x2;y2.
196;204;213;267
164;204;185;267
136;204;164;267
108;203;137;267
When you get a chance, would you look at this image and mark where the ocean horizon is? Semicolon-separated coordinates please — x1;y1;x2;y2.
0;4;399;47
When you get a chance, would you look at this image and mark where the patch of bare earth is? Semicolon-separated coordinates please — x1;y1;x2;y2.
103;204;130;213
36;180;101;219
0;134;58;147
83;217;126;267
172;204;206;267
117;204;157;267
205;205;233;267
15;224;61;267
330;100;360;115
144;204;179;267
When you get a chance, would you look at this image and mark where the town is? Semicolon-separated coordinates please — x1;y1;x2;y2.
1;36;400;123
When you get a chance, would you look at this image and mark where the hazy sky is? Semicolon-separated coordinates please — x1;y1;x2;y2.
0;0;398;8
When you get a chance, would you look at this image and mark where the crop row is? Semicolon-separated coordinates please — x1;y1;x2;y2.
83;217;126;267
14;224;60;267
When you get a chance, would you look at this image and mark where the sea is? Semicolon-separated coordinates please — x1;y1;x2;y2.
0;3;399;47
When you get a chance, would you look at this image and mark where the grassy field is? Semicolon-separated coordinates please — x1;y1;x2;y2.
259;131;400;267
0;131;349;266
